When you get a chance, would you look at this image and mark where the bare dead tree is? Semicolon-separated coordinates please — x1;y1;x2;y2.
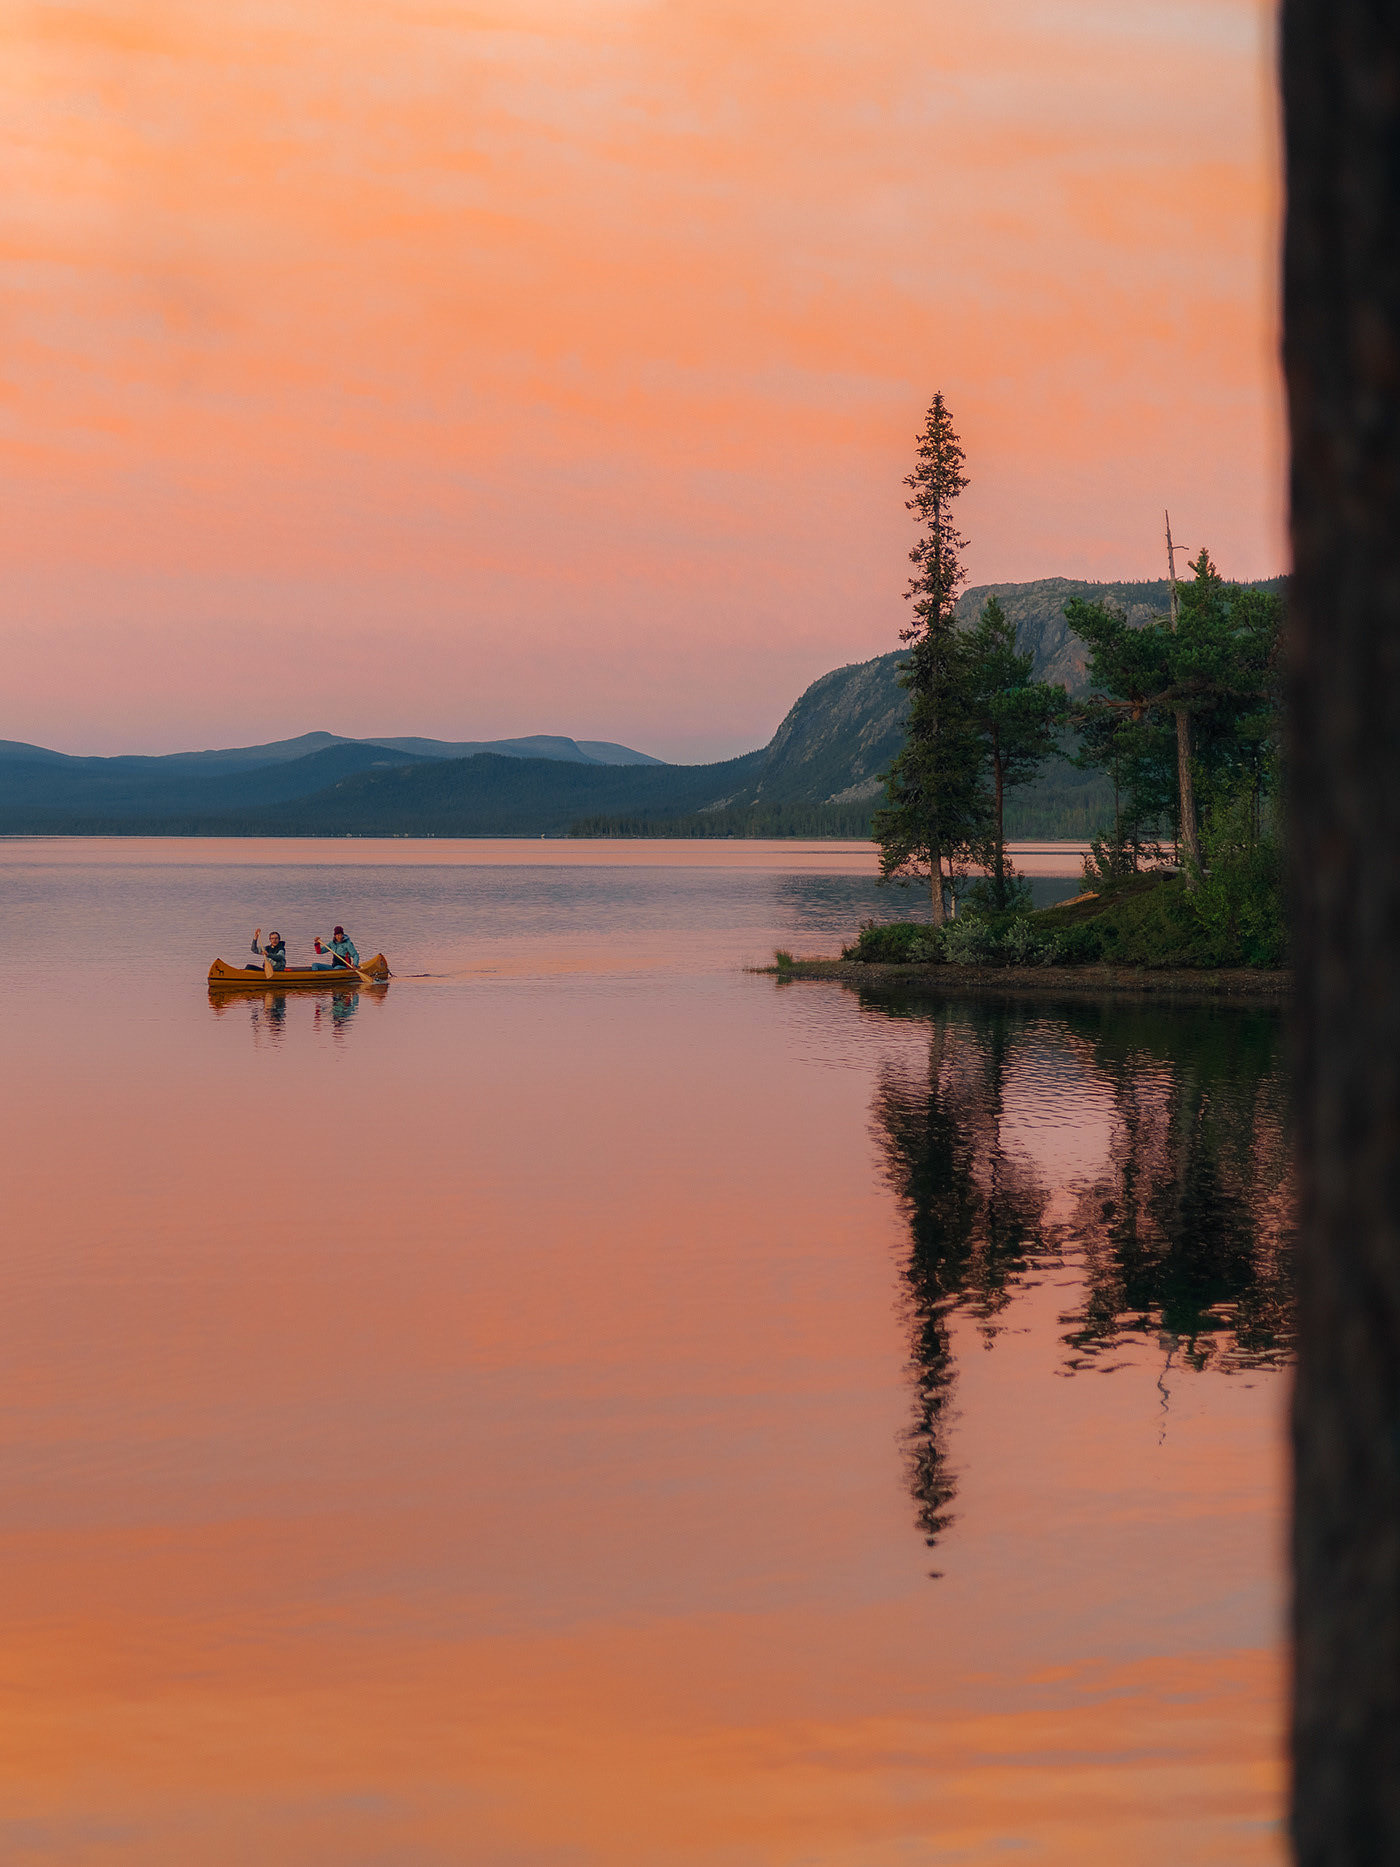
1165;510;1202;879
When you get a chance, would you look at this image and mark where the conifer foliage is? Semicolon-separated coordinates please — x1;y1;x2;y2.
874;394;1062;919
965;596;1064;908
1064;551;1282;870
873;394;986;923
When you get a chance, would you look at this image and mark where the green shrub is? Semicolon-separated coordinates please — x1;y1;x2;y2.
1054;922;1105;964
1190;804;1288;967
941;916;998;965
844;853;1288;972
962;874;1033;918
942;912;1067;968
1002;916;1073;966
1039;857;1285;969
843;919;943;964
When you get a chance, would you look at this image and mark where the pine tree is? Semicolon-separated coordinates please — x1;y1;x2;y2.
873;394;986;924
1063;594;1179;861
1173;551;1283;836
965;595;1064;908
1066;553;1282;871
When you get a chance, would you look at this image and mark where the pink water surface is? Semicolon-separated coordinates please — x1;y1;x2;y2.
0;840;1286;1864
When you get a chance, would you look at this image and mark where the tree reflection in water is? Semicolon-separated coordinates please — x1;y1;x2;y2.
865;993;1294;1556
873;1005;1051;1549
1057;1005;1293;1374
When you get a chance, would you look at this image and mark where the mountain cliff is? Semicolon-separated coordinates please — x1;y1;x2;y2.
745;654;905;808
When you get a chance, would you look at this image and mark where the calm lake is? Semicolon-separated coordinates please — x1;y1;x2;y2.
0;839;1292;1866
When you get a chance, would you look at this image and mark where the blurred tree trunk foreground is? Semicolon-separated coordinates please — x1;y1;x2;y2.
1284;1;1400;1859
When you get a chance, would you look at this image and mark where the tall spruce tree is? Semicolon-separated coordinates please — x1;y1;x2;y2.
874;393;986;924
965;595;1064;908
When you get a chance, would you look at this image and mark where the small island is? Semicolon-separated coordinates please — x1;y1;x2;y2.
763;866;1290;1001
763;396;1289;1005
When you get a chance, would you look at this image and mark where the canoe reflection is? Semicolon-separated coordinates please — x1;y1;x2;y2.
864;995;1294;1557
207;979;388;1041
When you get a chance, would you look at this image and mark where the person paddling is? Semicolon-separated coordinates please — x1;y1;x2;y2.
314;925;360;971
247;928;287;973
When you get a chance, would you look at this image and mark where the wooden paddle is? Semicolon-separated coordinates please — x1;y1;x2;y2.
315;937;377;982
253;926;274;978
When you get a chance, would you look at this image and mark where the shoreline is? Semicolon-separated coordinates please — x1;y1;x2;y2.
757;957;1292;1002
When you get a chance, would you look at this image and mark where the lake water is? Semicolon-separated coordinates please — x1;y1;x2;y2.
0;839;1291;1865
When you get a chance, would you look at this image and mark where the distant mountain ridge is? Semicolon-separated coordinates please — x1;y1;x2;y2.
0;730;662;772
0;730;666;832
0;575;1283;838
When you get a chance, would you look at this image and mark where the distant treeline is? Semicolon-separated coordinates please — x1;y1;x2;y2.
1003;763;1115;840
569;759;1113;840
0;749;767;839
569;801;876;838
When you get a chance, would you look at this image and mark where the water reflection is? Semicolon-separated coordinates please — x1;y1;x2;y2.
873;1010;1051;1549
313;988;363;1039
207;981;385;1042
771;871;1082;941
863;994;1293;1554
1056;1005;1293;1373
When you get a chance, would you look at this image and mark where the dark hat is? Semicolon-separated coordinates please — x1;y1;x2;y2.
333;925;345;937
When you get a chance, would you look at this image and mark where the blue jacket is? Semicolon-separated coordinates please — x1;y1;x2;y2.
326;935;360;967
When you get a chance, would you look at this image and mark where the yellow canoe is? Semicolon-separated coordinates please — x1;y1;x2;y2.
207;953;390;988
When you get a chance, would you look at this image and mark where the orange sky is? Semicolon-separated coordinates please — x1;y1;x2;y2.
1;0;1283;758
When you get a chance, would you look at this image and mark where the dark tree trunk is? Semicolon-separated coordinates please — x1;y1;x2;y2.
1165;515;1202;881
930;858;945;926
929;803;946;927
1174;708;1201;878
1284;1;1400;1860
993;733;1005;908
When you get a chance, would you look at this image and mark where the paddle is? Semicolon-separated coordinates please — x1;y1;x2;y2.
315;936;377;983
253;926;274;978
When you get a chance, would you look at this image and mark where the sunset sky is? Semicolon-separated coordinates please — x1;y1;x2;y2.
3;0;1282;760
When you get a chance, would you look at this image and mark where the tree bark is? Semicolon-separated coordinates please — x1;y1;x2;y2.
1284;0;1400;1859
1174;708;1201;875
929;846;946;926
928;746;946;924
1164;515;1202;879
